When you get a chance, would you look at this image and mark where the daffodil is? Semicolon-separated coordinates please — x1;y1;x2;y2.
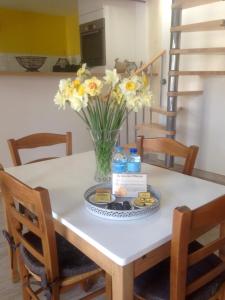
59;78;70;92
69;90;88;112
72;78;81;89
84;77;102;97
103;69;120;88
54;91;67;109
126;95;143;112
54;78;72;109
119;76;140;96
142;73;150;89
77;63;90;78
141;90;153;107
112;86;124;104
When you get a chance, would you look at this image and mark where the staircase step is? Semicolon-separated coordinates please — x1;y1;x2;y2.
136;123;176;135
151;106;177;116
169;70;225;76
170;47;225;55
168;91;203;96
171;19;225;32
172;0;224;9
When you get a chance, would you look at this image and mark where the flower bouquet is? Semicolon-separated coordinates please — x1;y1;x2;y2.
54;64;152;182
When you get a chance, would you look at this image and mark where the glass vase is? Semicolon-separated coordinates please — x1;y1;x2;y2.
89;129;120;182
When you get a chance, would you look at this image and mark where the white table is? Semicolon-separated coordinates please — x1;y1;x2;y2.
6;151;225;300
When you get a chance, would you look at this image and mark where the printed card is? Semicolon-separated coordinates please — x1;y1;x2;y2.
112;173;147;197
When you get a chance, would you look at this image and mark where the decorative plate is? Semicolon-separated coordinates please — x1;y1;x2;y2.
84;183;160;221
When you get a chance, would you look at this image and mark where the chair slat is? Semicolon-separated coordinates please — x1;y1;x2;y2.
191;197;225;233
187;263;225;295
15;133;69;149
11;206;42;238
189;236;225;266
25;286;40;300
16;231;45;265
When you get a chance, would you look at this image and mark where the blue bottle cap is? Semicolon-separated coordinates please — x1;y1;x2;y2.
129;148;137;154
115;146;123;152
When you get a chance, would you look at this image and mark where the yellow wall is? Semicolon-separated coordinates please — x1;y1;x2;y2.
0;7;80;56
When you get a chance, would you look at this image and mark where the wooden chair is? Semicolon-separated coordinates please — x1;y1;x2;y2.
0;171;105;300
136;136;199;175
134;195;225;300
8;132;72;166
0;163;20;282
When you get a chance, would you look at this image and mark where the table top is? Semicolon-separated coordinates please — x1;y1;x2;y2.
6;151;225;266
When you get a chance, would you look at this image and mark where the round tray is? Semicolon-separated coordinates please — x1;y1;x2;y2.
84;183;160;221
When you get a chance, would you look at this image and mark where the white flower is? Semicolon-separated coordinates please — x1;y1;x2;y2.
77;63;90;78
125;95;143;112
54;91;67;109
141;90;153;107
59;78;70;92
103;69;120;88
119;76;140;96
69;90;88;112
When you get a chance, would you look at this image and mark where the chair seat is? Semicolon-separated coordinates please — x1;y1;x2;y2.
134;241;225;300
20;232;98;279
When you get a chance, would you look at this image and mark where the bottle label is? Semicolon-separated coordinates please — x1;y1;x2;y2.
112;162;126;173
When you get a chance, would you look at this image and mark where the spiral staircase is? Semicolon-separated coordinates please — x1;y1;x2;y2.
130;0;225;165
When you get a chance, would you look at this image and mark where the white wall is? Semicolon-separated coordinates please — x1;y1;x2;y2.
103;0;149;68
0;75;92;167
78;0;104;24
149;0;225;175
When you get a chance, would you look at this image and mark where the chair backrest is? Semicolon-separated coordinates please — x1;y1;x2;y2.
0;170;59;282
170;195;225;300
136;136;199;175
8;132;72;166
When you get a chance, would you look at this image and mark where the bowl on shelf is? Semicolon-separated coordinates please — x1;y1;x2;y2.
15;56;47;72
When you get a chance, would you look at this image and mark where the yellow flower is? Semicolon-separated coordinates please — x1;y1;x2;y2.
72;79;81;89
78;84;85;96
126;81;136;91
84;77;102;97
112;86;123;104
142;73;149;88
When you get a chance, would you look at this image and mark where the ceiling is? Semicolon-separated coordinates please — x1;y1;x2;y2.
0;0;78;16
0;0;146;16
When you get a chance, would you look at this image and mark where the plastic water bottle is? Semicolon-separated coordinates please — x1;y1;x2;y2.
127;148;141;173
112;146;127;173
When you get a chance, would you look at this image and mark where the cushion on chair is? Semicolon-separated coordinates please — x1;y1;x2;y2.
134;241;225;300
19;231;98;279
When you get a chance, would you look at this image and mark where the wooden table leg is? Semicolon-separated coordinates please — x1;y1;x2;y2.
105;273;112;300
112;263;134;300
